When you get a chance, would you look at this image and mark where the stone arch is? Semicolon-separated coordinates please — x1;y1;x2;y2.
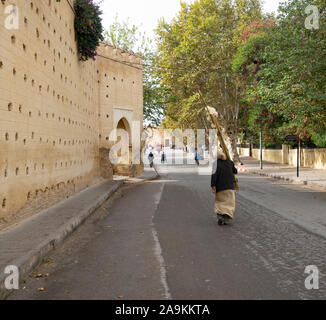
112;117;133;176
111;111;143;177
117;117;131;145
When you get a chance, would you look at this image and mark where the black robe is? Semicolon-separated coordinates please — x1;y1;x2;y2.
211;159;238;192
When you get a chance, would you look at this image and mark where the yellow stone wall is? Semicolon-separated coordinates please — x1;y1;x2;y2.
0;1;143;227
97;43;143;150
237;147;250;157
238;147;326;170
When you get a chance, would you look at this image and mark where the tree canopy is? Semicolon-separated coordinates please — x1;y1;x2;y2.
155;0;263;161
233;0;326;147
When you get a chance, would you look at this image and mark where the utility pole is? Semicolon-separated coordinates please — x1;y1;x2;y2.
297;139;301;178
285;134;300;177
260;130;263;170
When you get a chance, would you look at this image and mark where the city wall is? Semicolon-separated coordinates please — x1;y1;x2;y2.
0;0;143;228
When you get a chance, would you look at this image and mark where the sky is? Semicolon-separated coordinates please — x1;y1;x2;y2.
100;0;282;39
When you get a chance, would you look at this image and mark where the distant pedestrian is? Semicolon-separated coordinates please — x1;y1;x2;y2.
211;151;238;225
148;152;154;168
161;152;166;164
194;150;200;166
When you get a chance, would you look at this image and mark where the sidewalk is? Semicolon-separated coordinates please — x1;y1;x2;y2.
0;168;158;299
239;156;326;190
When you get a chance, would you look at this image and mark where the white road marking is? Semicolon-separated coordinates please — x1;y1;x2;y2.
151;183;172;300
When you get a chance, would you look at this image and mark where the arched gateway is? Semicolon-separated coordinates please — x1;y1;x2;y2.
111;117;142;177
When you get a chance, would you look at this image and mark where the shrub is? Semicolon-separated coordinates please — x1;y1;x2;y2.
57;0;104;61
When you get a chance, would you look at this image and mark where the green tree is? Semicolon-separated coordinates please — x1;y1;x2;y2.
232;18;277;146
233;0;326;147
104;16;149;53
104;17;167;125
155;0;262;163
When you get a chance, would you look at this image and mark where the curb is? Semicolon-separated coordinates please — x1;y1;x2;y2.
0;180;123;300
146;168;160;181
132;171;160;182
118;168;160;184
248;170;326;190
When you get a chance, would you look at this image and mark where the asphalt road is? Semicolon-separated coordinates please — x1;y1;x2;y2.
9;162;326;300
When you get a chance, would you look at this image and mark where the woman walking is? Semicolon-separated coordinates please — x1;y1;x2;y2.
211;151;238;225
